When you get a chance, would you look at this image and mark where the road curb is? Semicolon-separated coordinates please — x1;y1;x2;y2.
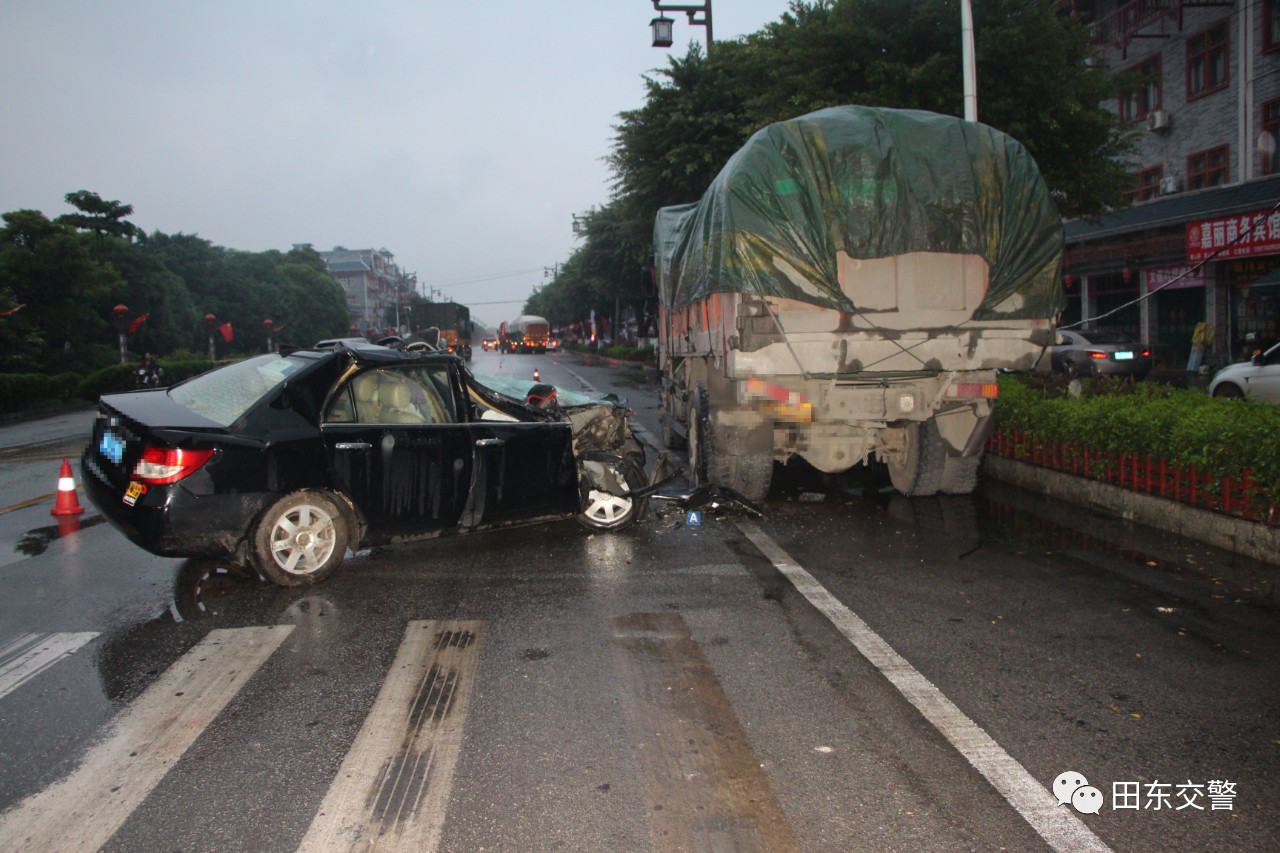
984;455;1280;568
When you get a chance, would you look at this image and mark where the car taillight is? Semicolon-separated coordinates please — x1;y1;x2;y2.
132;446;214;485
1087;350;1108;359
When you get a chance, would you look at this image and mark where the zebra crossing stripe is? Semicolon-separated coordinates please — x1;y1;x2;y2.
0;632;100;700
0;625;293;853
297;619;484;853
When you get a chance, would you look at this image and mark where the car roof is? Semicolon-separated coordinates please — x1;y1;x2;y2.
305;338;461;367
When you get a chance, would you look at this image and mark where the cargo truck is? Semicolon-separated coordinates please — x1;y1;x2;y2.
412;302;473;361
504;314;551;353
654;106;1064;501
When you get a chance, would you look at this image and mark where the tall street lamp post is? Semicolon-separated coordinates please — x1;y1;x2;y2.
648;1;712;53
111;304;130;364
203;313;218;361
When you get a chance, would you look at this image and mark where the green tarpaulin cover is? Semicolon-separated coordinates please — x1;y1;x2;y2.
654;106;1064;320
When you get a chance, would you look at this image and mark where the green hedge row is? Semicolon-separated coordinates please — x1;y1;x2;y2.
0;359;220;416
995;374;1280;509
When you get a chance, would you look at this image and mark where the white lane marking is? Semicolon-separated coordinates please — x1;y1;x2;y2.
0;625;293;853
556;364;598;394
736;522;1112;853
297;620;484;853
0;632;99;700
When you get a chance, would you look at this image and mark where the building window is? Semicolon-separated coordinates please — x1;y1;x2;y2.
1120;55;1162;123
1125;166;1164;202
1267;0;1280;52
1265;100;1280;175
1187;21;1228;100
1187;146;1229;189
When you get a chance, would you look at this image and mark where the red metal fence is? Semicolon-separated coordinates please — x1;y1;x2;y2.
988;428;1277;526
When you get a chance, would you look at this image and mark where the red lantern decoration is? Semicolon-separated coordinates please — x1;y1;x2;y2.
1063;274;1075;289
1121;267;1133;284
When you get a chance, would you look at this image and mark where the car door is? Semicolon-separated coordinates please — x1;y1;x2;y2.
1246;345;1280;402
322;365;474;544
459;420;578;528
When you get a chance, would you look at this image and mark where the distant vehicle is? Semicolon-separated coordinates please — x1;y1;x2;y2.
1050;329;1152;379
1209;341;1280;402
411;302;472;360
82;339;646;587
481;338;497;351
504;315;551;353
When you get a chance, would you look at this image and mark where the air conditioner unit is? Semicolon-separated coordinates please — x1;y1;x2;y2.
1159;175;1180;195
1147;110;1170;131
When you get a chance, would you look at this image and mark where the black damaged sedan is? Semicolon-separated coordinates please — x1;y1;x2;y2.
82;338;646;586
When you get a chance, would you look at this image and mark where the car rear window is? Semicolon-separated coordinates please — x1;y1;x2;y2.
169;354;311;427
1082;331;1134;344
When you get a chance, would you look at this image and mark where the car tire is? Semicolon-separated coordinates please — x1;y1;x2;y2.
577;453;645;531
1212;382;1244;398
886;420;946;497
252;491;349;586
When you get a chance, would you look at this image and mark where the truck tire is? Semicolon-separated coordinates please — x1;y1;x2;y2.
687;384;773;502
940;450;982;495
886;421;946;497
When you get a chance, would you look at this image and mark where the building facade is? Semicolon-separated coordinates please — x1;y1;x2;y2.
317;247;417;339
1061;0;1280;369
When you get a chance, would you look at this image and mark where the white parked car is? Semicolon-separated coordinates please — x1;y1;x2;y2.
1209;342;1280;402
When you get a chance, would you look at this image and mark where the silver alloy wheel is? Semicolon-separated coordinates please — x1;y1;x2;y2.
582;487;634;526
268;502;338;575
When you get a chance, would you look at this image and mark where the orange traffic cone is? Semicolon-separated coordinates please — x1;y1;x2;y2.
533;368;540;382
50;458;84;517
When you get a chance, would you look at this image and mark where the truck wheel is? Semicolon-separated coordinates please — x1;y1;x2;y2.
686;385;711;486
687;385;773;502
886;421;946;497
940;450;982;495
577;453;645;531
252;491;349;586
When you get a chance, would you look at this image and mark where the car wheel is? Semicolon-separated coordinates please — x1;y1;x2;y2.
1212;382;1244;398
252;491;349;586
577;453;645;531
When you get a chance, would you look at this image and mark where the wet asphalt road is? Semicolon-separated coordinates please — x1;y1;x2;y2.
0;348;1277;852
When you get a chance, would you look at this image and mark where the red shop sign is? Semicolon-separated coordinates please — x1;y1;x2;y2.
1186;209;1280;263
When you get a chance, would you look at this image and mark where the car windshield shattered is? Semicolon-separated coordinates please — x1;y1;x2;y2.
169;353;312;426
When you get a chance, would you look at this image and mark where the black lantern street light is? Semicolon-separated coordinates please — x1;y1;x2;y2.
110;304;130;364
648;1;712;53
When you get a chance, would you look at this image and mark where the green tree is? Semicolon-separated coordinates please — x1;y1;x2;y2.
56;190;140;249
0;209;124;372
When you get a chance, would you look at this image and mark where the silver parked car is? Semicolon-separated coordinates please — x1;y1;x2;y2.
1209;341;1280;402
1050;329;1153;379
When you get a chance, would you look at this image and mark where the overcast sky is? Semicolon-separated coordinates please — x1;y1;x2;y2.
0;1;794;328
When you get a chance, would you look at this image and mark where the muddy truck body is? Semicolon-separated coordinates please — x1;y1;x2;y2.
412;302;473;361
654;106;1064;501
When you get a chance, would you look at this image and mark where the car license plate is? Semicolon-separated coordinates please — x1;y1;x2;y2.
123;481;146;507
1114;351;1134;360
100;430;125;465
